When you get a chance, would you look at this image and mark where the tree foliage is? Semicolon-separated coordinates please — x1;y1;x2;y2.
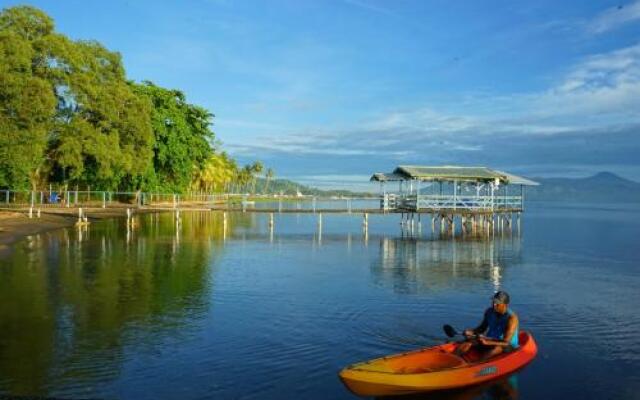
191;152;238;193
0;5;264;193
0;6;155;190
132;81;213;192
0;7;56;189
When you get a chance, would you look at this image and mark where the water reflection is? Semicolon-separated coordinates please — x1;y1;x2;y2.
380;375;519;400
371;237;521;294
0;212;250;397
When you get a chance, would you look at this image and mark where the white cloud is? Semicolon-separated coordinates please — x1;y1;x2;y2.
587;1;640;34
535;43;640;118
225;141;412;157
223;42;640;181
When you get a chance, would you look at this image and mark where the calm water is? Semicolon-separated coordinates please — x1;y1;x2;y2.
1;203;639;399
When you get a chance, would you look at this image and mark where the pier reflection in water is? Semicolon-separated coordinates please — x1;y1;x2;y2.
372;236;521;294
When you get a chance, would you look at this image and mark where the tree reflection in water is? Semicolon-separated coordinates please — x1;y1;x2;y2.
0;211;250;397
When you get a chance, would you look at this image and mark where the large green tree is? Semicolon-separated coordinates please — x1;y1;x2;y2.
0;6;154;190
44;38;154;190
132;81;214;192
0;7;56;189
0;5;257;194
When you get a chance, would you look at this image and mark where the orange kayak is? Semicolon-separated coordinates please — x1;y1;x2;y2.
339;331;537;397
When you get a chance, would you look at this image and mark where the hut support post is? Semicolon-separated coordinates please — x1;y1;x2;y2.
453;180;457;210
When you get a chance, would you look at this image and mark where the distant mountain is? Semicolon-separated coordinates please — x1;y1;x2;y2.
249;172;640;202
526;172;640;202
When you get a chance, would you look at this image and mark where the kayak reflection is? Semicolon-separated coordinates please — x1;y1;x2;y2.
377;374;518;400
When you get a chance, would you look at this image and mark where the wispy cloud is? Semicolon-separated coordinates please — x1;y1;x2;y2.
225;42;640;181
587;1;640;34
535;43;640;119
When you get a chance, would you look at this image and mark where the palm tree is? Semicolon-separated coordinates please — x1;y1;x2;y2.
238;165;253;193
249;161;263;194
264;168;275;194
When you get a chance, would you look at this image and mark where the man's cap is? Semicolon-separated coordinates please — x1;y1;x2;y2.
492;291;510;305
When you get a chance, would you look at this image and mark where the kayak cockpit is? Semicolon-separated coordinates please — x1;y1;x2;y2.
351;348;466;375
388;350;466;374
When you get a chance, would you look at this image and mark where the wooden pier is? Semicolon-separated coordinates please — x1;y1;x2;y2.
1;165;537;239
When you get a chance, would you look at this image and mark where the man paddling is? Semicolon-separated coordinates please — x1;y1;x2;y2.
455;291;519;361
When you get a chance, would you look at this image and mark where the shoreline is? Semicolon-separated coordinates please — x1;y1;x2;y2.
0;208;166;258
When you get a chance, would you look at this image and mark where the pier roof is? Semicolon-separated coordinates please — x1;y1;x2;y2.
370;165;538;185
370;172;406;182
492;170;540;186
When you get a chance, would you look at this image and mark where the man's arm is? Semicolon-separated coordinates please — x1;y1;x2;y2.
480;313;518;347
464;309;489;337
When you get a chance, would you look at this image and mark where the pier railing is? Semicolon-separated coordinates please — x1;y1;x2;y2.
1;189;524;214
386;194;523;211
0;190;379;212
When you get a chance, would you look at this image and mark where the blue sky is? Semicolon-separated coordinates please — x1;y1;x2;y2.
5;0;640;187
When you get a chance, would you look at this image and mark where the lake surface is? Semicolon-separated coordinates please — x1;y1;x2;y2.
1;203;639;399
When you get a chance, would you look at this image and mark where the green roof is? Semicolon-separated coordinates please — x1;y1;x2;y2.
492;170;540;186
396;165;501;181
370;165;539;185
369;172;406;182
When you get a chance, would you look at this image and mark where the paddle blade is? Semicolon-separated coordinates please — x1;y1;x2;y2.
443;324;457;338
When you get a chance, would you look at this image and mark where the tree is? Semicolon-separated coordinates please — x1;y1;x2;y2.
0;6;154;190
249;161;263;194
191;151;237;193
132;81;214;193
234;165;253;194
0;7;56;189
0;6;252;193
46;41;154;190
263;168;275;194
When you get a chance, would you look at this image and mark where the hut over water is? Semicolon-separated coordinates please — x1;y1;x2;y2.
371;165;538;212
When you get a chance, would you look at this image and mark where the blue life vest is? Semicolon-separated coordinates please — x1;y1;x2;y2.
486;308;519;348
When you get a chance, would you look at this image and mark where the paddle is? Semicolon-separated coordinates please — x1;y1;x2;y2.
443;324;479;340
443;324;459;338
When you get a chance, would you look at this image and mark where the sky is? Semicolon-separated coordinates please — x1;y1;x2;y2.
4;0;640;188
